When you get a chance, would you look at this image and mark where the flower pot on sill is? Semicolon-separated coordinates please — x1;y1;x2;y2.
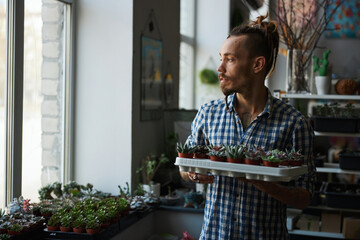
7;230;21;236
60;226;72;232
101;222;110;228
178;152;193;158
244;158;261;165
47;225;59;231
73;227;85;233
227;158;243;164
209;156;226;162
86;228;100;235
142;182;161;198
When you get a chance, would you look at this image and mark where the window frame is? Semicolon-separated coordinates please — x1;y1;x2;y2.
4;0;75;206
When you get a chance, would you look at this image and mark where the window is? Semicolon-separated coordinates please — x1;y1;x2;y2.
179;0;196;110
1;0;74;208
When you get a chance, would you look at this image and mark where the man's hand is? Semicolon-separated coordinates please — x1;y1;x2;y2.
180;171;215;184
237;177;310;209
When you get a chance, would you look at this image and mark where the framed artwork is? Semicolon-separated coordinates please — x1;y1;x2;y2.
140;35;163;121
325;0;360;38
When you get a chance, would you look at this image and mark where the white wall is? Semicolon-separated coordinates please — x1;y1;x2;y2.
74;0;133;194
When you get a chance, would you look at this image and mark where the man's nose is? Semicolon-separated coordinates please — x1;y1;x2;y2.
217;62;225;73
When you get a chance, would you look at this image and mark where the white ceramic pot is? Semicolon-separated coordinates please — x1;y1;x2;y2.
315;76;331;95
142;182;160;197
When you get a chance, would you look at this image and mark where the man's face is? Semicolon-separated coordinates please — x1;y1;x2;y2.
218;35;253;96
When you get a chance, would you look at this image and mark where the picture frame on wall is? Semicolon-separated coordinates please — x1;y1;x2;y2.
140;35;163;121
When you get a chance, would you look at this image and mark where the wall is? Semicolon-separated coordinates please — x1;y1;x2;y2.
74;0;180;195
74;0;133;194
132;0;180;190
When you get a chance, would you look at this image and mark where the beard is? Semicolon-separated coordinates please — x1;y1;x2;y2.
219;73;240;96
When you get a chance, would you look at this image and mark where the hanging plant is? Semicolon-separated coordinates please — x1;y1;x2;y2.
199;68;218;85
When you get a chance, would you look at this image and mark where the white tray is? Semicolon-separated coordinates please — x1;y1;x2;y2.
175;157;308;182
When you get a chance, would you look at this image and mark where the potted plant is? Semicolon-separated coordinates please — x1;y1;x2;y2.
7;223;23;236
72;215;86;233
313;49;331;95
97;208;111;228
176;142;195;158
312;102;360;133
60;214;73;232
286;149;303;166
136;153;169;198
40;207;53;218
225;145;245;163
193;145;209;159
207;144;226;162
261;150;282;167
244;148;262;165
47;213;60;231
85;214;100;235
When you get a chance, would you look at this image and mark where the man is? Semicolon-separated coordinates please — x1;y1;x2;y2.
180;14;316;239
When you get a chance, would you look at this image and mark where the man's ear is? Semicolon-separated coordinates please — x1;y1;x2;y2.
253;56;266;74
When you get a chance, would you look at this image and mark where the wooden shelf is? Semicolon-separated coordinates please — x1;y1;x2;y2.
314;131;360;137
289;229;344;239
316;163;360;175
282;94;360;100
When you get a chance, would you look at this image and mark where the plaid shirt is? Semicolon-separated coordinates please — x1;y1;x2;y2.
186;89;316;240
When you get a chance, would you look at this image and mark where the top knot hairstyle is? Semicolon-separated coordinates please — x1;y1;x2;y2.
228;13;279;78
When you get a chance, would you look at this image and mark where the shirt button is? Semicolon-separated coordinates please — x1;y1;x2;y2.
232;218;237;221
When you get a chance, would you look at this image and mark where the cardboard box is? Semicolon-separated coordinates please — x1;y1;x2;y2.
321;211;341;233
287;209;301;230
296;214;320;231
343;217;360;239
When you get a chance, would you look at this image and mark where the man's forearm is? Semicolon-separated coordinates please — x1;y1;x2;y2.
249;180;310;209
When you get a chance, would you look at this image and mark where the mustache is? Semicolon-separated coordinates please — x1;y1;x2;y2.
218;73;230;80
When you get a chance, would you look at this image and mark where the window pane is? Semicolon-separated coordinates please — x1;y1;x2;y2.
180;0;195;38
0;0;6;209
22;0;67;202
179;42;194;109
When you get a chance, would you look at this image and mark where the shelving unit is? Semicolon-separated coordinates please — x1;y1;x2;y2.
317;163;360;175
282;93;360;240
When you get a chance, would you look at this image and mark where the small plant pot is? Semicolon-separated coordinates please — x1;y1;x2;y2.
209;156;226;162
73;227;85;233
47;225;59;231
41;213;52;218
227;158;243;164
262;160;279;167
86;228;100;235
60;226;72;232
290;160;302;166
279;160;291;166
0;228;7;234
7;230;22;236
244;158;261;165
178;152;193;158
101;222;111;228
193;153;208;159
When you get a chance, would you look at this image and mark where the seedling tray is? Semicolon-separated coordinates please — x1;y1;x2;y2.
175;158;308;182
323;182;360;209
312;116;360;133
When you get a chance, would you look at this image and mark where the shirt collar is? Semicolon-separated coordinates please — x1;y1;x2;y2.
225;88;274;118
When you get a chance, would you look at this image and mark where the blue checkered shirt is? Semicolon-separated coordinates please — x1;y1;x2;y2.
186;90;316;240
